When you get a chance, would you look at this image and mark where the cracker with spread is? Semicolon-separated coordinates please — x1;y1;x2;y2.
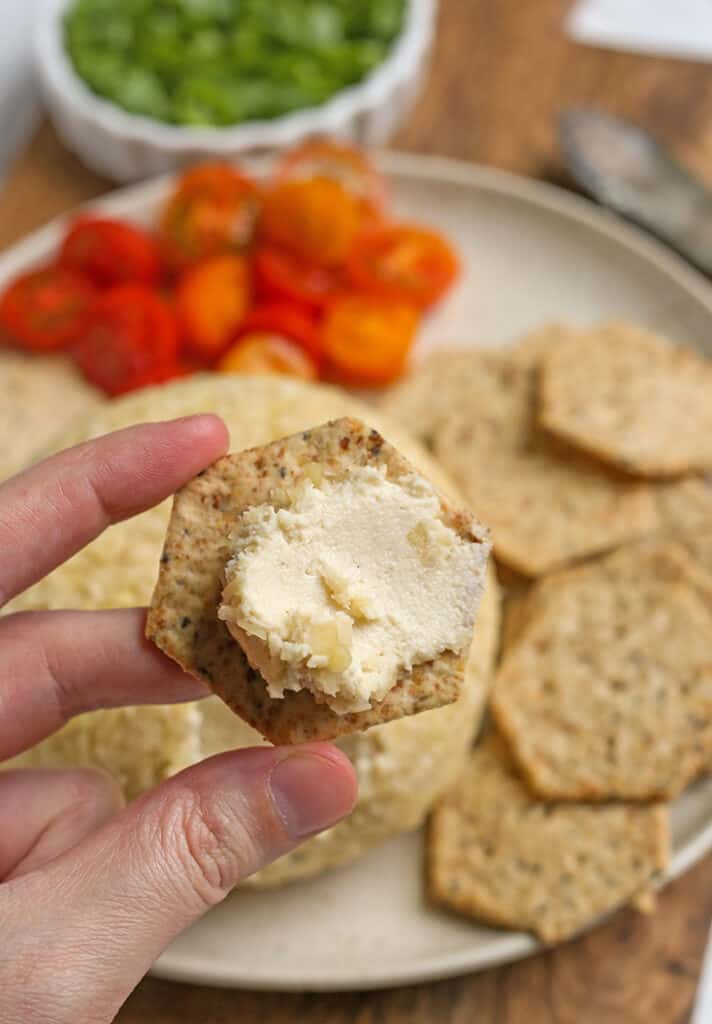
147;417;491;744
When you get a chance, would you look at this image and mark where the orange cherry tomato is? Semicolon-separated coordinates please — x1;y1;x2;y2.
159;163;261;273
72;284;180;396
235;304;321;364
321;296;419;387
0;267;96;352
59;217;162;287
277;139;387;216
260;177;361;267
254;245;340;312
218;333;318;379
346;224;459;309
175;253;250;362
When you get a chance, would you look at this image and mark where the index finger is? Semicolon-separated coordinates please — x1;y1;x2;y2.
0;415;229;607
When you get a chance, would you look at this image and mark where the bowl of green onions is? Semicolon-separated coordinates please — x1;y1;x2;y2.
36;0;434;181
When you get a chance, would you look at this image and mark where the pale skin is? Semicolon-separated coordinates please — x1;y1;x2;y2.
0;414;358;1024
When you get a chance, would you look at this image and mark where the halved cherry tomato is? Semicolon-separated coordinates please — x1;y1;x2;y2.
175;253;250;362
0;267;96;352
346;225;459;308
72;284;180;396
235;304;321;363
254;246;340;312
159;163;260;273
277;140;387;216
260;178;361;267
218;333;317;380
59;217;162;287
321;296;419;387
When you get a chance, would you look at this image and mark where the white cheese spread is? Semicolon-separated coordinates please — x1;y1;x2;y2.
218;464;485;714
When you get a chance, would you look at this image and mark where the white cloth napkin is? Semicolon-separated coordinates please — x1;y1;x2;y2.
567;0;712;62
0;2;41;182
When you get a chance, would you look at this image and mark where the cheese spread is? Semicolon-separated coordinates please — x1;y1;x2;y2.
218;464;486;713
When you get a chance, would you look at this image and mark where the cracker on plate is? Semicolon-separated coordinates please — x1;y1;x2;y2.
538;321;712;478
432;336;656;577
428;733;669;944
147;417;490;744
651;479;712;596
378;347;500;448
653;478;712;534
491;541;712;800
499;538;712;657
378;325;569;449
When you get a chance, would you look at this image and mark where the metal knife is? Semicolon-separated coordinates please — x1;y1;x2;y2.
559;109;712;274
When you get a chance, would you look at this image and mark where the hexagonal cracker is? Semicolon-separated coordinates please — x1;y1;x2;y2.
146;417;491;744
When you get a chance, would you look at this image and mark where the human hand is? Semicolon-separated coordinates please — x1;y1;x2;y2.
0;415;357;1024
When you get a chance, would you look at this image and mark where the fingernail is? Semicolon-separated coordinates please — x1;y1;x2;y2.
174;414;229;442
269;751;354;840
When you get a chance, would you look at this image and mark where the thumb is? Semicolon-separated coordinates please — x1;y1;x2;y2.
5;744;356;1023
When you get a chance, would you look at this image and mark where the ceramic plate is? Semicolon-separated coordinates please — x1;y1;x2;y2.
2;153;712;991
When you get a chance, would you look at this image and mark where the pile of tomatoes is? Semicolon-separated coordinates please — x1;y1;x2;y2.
0;142;459;397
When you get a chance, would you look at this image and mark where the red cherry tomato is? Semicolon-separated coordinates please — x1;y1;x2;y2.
346;224;459;308
234;303;322;364
159;163;261;273
72;284;180;396
254;246;340;312
0;266;96;352
59;217;162;287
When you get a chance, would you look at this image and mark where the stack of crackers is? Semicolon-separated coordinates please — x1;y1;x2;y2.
383;320;712;944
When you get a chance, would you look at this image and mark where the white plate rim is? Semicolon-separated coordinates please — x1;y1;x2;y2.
2;151;712;991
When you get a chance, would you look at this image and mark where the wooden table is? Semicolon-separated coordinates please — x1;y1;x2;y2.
3;1;712;1019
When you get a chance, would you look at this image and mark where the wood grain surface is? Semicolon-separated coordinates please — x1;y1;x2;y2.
3;0;712;1020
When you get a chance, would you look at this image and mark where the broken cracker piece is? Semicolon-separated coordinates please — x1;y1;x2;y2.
147;418;490;744
428;733;669;944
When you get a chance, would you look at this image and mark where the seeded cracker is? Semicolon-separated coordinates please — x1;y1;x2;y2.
491;541;712;800
146;417;490;744
432;340;655;577
428;733;669;944
378;325;570;449
500;538;712;657
651;479;712;601
379;347;501;448
539;321;712;478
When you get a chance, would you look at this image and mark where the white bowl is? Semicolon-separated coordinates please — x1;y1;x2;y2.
35;0;436;182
